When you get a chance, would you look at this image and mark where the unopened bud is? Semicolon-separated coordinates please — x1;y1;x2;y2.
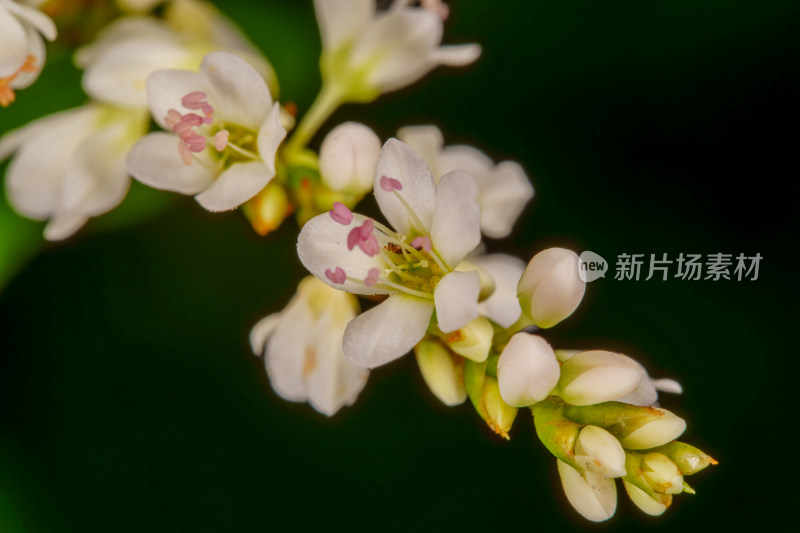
497;333;559;407
517;248;585;328
623;479;671;516
442;316;493;363
554;349;581;362
649;441;717;475
243;181;290;236
641;453;683;494
557;459;617;522
480;377;517;439
414;340;467;406
558;351;643;406
319;122;380;194
575;425;627;478
615;409;686;450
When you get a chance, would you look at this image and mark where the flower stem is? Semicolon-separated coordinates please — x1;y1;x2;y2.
284;83;344;157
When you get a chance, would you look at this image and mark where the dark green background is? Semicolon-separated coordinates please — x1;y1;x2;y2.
1;1;796;531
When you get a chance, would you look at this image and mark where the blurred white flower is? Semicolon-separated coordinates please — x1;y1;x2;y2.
398;125;534;238
126;52;286;212
0;104;148;240
250;276;369;416
314;0;480;101
0;0;56;106
298;139;482;368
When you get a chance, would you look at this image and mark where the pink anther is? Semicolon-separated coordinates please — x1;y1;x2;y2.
164;109;182;129
346;219;380;257
325;267;346;284
411;235;432;252
329;202;353;225
181;91;207;109
379;175;403;192
178;140;193;166
184;134;207;152
214;130;229;151
364;268;380;287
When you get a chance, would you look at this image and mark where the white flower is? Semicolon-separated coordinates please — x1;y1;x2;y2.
556;459;617;522
314;0;480;100
465;252;526;328
517;247;586;328
0;104;148;240
0;0;56;106
398;125;534;238
250;276;369;416
557;350;644;406
126;52;286;212
76;6;275;110
297;138;482;368
318;121;381;194
496;333;560;407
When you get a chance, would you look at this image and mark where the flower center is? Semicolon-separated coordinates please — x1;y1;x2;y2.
0;55;38;107
165;91;260;167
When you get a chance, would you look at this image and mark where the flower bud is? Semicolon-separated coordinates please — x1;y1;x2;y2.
319;122;381;194
557;459;617;522
496;333;559;407
615;409;686;450
517;248;585;328
575;425;627;478
414;340;466;406
623;479;671;516
442;316;493;363
557;350;644;406
480;377;518;439
243;181;290;236
650;441;717;475
641;453;683;494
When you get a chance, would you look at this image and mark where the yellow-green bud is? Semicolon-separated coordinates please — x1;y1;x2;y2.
414;340;466;406
623;479;671;516
441;316;493;363
575;425;627;478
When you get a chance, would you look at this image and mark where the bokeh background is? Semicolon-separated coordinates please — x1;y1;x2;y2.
1;0;796;531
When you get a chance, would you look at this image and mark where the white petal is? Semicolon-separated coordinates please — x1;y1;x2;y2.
557;460;617;522
319;121;381;192
472;253;525;328
653;378;683;394
396;125;444;179
75;17;177;69
126;132;215;195
5;107;99;219
430;170;481;268
434;271;480;333
342;294;433;368
0;7;27;78
1;0;56;41
255;102;287;178
265;299;315;403
85;39;191;109
497;333;560;407
9;24;45;89
146;68;209;130
429;43;482;66
195;160;272;212
559;351;645;406
297;213;390;296
314;0;373;53
250;313;281;355
201;51;272;131
374;138;437;236
616;369;659;407
438;144;494;178
477;161;534;238
354;9;442;93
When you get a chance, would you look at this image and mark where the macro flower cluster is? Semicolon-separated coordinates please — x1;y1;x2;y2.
0;0;715;523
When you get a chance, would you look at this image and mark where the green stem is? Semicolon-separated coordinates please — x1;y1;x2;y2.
284;83;344;157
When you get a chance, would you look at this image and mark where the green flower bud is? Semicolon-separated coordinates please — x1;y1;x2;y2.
414;340;466;406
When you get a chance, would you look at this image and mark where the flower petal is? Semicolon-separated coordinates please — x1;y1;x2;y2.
472;253;525;328
430;170;480;267
43;210;88;241
195;160;272;212
201;51;272;131
374;138;437;236
314;0;373;53
146;68;209;130
342;294;433;368
476;161;534;238
396;124;444;179
557;459;617;522
255;102;287;178
434;271;480;333
0;7;27;78
250;313;280;355
126;132;215;195
9;25;45;89
429;43;482;66
297;213;390;296
265;298;315;403
1;0;56;41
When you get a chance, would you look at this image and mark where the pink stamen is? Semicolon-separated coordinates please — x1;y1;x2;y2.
181;91;207;109
359;235;380;257
347;219;379;256
185;134;207;152
164;109;182;129
329;202;353;225
380;175;403;192
214;130;229;151
174;121;195;135
411;236;432;253
325;267;346;284
180;113;203;127
364;268;380;287
358;218;374;238
178;140;193;166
